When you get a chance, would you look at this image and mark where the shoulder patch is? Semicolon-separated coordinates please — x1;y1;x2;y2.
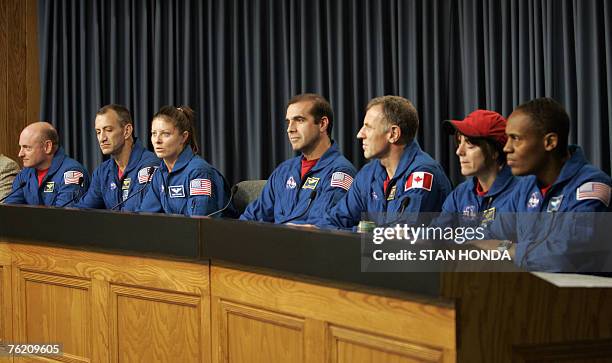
138;167;156;184
330;172;353;191
190;178;212;196
576;182;611;207
64;170;84;185
405;171;433;192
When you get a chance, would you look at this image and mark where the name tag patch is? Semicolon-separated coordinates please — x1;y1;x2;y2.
169;185;185;198
43;182;55;193
482;207;496;224
386;185;397;201
302;177;320;190
122;178;131;190
547;195;564;212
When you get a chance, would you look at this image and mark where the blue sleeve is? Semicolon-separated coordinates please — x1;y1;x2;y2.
240;174;276;222
429;191;458;228
137;173;164;213
571;180;611;212
319;175;366;230
403;168;450;214
2;172;27;204
186;169;228;217
53;168;90;207
74;168;105;209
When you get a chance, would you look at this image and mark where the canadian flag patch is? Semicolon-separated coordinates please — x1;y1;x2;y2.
405;172;433;192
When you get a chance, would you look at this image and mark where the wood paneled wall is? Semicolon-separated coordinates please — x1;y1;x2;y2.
0;0;39;160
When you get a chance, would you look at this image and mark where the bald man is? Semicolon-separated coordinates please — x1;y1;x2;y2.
2;122;90;206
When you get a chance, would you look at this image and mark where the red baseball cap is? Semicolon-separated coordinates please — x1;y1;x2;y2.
444;110;508;146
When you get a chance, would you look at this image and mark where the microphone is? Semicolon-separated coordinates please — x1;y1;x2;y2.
0;181;27;204
59;177;85;207
206;185;238;217
280;190;318;224
382;196;411;227
111;167;155;210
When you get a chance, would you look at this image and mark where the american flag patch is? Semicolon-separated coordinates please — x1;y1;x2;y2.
138;167;153;184
64;171;84;185
576;182;611;207
190;178;212;196
330;172;353;191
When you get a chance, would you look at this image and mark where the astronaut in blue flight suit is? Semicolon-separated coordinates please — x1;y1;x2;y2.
240;93;356;225
434;110;518;230
138;106;230;217
322;96;452;230
487;97;612;272
75;105;159;211
3;122;89;206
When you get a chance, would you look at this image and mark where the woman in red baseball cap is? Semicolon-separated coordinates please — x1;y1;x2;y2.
437;110;518;232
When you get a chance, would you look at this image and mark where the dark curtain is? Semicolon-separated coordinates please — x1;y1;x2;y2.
38;0;612;185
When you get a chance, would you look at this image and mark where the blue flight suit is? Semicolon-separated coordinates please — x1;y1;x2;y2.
138;147;230;217
322;140;452;229
75;141;159;211
240;142;357;225
434;165;518;229
4;147;90;207
488;145;612;272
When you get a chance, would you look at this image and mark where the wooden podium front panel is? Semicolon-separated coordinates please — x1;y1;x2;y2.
329;325;445;363
211;265;456;363
218;301;305;362
1;242;211;363
15;270;92;363
110;285;204;362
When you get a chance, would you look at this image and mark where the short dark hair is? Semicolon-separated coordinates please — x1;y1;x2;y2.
153;106;199;154
456;133;506;166
287;93;334;136
366;96;419;144
514;97;570;156
97;104;133;127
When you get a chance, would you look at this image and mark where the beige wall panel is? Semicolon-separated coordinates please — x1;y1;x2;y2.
0;0;39;159
110;285;203;363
